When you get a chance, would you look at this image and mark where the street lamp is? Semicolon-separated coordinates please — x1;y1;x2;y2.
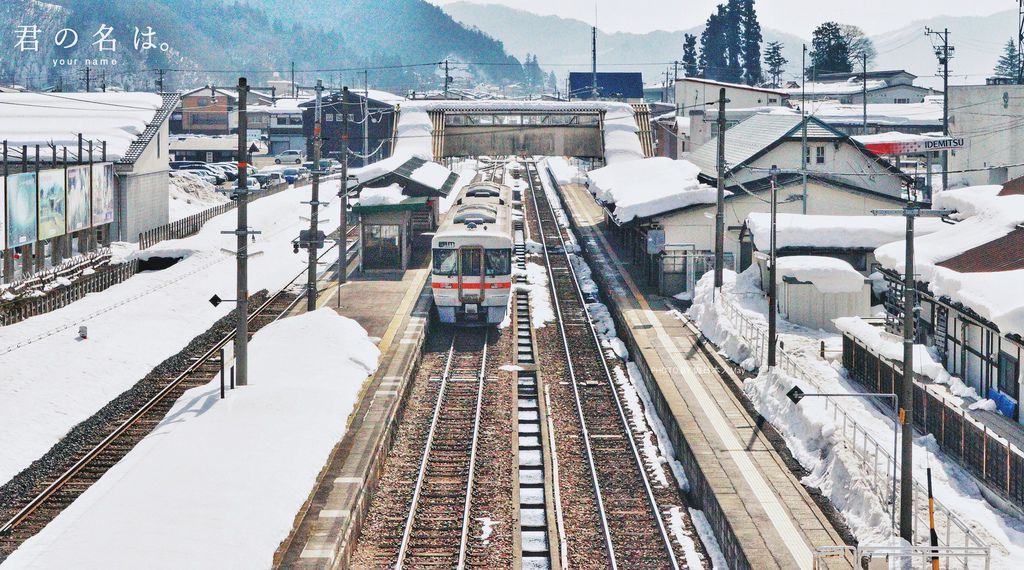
787;386;900;534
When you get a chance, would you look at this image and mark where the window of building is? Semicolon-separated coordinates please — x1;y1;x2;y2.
998;351;1020;400
816;146;825;164
324;113;334;122
894;98;910;104
276;116;289;126
768;98;777;103
289;115;302;125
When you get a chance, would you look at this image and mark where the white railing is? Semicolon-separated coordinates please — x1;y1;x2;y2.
709;294;990;566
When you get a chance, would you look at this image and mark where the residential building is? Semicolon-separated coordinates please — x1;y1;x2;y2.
177;86;274;135
786;70;936;105
249;98;307;155
303;89;404;167
948;84;1024;187
169;135;266;163
674;77;789;112
568;72;644;103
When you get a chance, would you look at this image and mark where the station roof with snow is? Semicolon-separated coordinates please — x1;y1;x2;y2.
745;212;947;252
585;157;719;224
0;91;179;165
351;155;458;198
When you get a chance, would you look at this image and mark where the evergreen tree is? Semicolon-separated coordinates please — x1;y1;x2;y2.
682;33;698;77
547;71;558;91
808;21;851;79
699;5;728;80
738;0;763;85
994;38;1020;79
722;0;744;83
763;41;787;88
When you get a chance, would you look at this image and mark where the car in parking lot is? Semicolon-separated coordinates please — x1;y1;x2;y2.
175;163;226;185
282;168;301;184
274;150;304;164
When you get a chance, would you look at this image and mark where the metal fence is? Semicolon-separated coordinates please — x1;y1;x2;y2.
843;334;1024;514
0;259;139;326
814;545;991;570
713;296;989;565
139;180;296;249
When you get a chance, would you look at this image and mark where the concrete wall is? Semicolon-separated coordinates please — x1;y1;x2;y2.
778;280;871;332
655;180;903;261
949;84;1024;187
117;170;169;242
675;79;786;110
442;125;604;158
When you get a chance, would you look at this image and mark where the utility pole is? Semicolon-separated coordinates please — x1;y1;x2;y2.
871;204;952;542
100;70;106;93
306;79;325;311
364;69;371;165
768;165;780;368
801;44;809;214
232;77;252;386
591;26;599;99
926;27;953;192
291;61;296;98
443;60;450;99
1018;0;1024;85
156;68;165;93
83;67;91;92
862;53;868;134
714;87;727;291
338;86;350;307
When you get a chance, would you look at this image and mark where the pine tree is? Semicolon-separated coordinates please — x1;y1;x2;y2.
994;38;1020;79
722;0;744;83
699;5;728;80
547;71;558;91
682;34;698;77
738;0;763;86
763;41;787;88
808;21;851;79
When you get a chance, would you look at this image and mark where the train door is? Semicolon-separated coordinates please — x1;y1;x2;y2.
459;247;484;304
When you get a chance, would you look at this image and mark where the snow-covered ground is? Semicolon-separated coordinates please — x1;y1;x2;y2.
686;268;1024;567
0;182;337;487
168;170;229;221
1;309;377;569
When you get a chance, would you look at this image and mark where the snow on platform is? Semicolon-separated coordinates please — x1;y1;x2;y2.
0;309;377;570
746;212;946;251
0;182;336;486
586;157;719;223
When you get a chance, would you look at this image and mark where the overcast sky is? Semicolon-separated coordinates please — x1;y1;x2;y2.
428;0;1011;37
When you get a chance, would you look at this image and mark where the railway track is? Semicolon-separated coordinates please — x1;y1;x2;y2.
524;159;687;569
0;226;358;558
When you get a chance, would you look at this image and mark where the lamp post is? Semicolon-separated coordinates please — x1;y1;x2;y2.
787;387;900;534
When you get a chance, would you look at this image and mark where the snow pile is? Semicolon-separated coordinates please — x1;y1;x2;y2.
409;160;455;190
746;213;946;251
506;262;554;329
776;256;866;294
391;104;435;159
358;183;406;206
0;182;338;486
686;268;768;371
875;185;1024;337
1;309;377;569
168;171;229;221
546;156;588;186
586;157;719;223
0;92;164;161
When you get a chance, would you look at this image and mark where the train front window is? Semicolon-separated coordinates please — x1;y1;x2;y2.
485;249;511;276
433;249;457;275
460;248;482;277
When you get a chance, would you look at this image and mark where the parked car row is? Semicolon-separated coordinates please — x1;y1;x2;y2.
169;160;309;190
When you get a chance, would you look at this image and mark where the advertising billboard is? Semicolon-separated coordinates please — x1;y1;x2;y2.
91;163;115;225
6;172;37;248
66;165;91;232
38;169;67;240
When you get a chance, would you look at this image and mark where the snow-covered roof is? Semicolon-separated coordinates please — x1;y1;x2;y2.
679;77;790;97
391;100;644;165
777;256;866;293
364;89;405;105
875;184;1024;337
746;213;947;251
247;97;308;115
169;135;245;151
357;183;406;206
0;92;173;163
350;155;457;197
808;101;943;126
586;157;720;224
785;79;890;96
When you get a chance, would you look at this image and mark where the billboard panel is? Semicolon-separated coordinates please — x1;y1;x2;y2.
38;169;66;240
66;165;91;232
91;163;115;225
0;176;5;250
6;172;37;248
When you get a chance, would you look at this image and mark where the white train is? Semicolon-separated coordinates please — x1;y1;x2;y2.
432;181;515;325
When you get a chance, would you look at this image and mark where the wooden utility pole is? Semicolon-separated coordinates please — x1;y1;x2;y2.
233;77;251;386
338;86;350;307
714;87;727;291
307;79;325;311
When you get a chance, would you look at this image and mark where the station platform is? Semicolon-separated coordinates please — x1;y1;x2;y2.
555;179;852;570
273;246;433;569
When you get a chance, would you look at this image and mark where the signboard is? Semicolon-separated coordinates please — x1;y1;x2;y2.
91;163;115;225
0;176;5;250
6;172;37;248
862;137;968;156
38;169;67;240
66;165;92;232
646;228;666;255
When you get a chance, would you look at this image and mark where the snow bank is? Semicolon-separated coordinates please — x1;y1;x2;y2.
0;92;164;161
546;157;587;186
358;183;406;206
776;256;866;294
1;309;377;569
0;182;337;486
746;213;946;251
409;160;454;189
168;171;229;221
587;157;719;223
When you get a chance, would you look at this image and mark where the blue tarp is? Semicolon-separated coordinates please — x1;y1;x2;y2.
987;388;1018;419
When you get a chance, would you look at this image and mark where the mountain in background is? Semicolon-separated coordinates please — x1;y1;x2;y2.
442;1;1014;93
441;1;806;88
0;0;526;92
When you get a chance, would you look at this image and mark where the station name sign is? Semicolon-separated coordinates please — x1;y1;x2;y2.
862;137;968;156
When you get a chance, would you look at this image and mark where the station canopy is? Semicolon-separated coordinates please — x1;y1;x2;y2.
351;155;458;197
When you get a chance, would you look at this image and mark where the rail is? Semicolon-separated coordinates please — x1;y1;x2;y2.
710;294;990;564
526;160;680;570
0;233;348;538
